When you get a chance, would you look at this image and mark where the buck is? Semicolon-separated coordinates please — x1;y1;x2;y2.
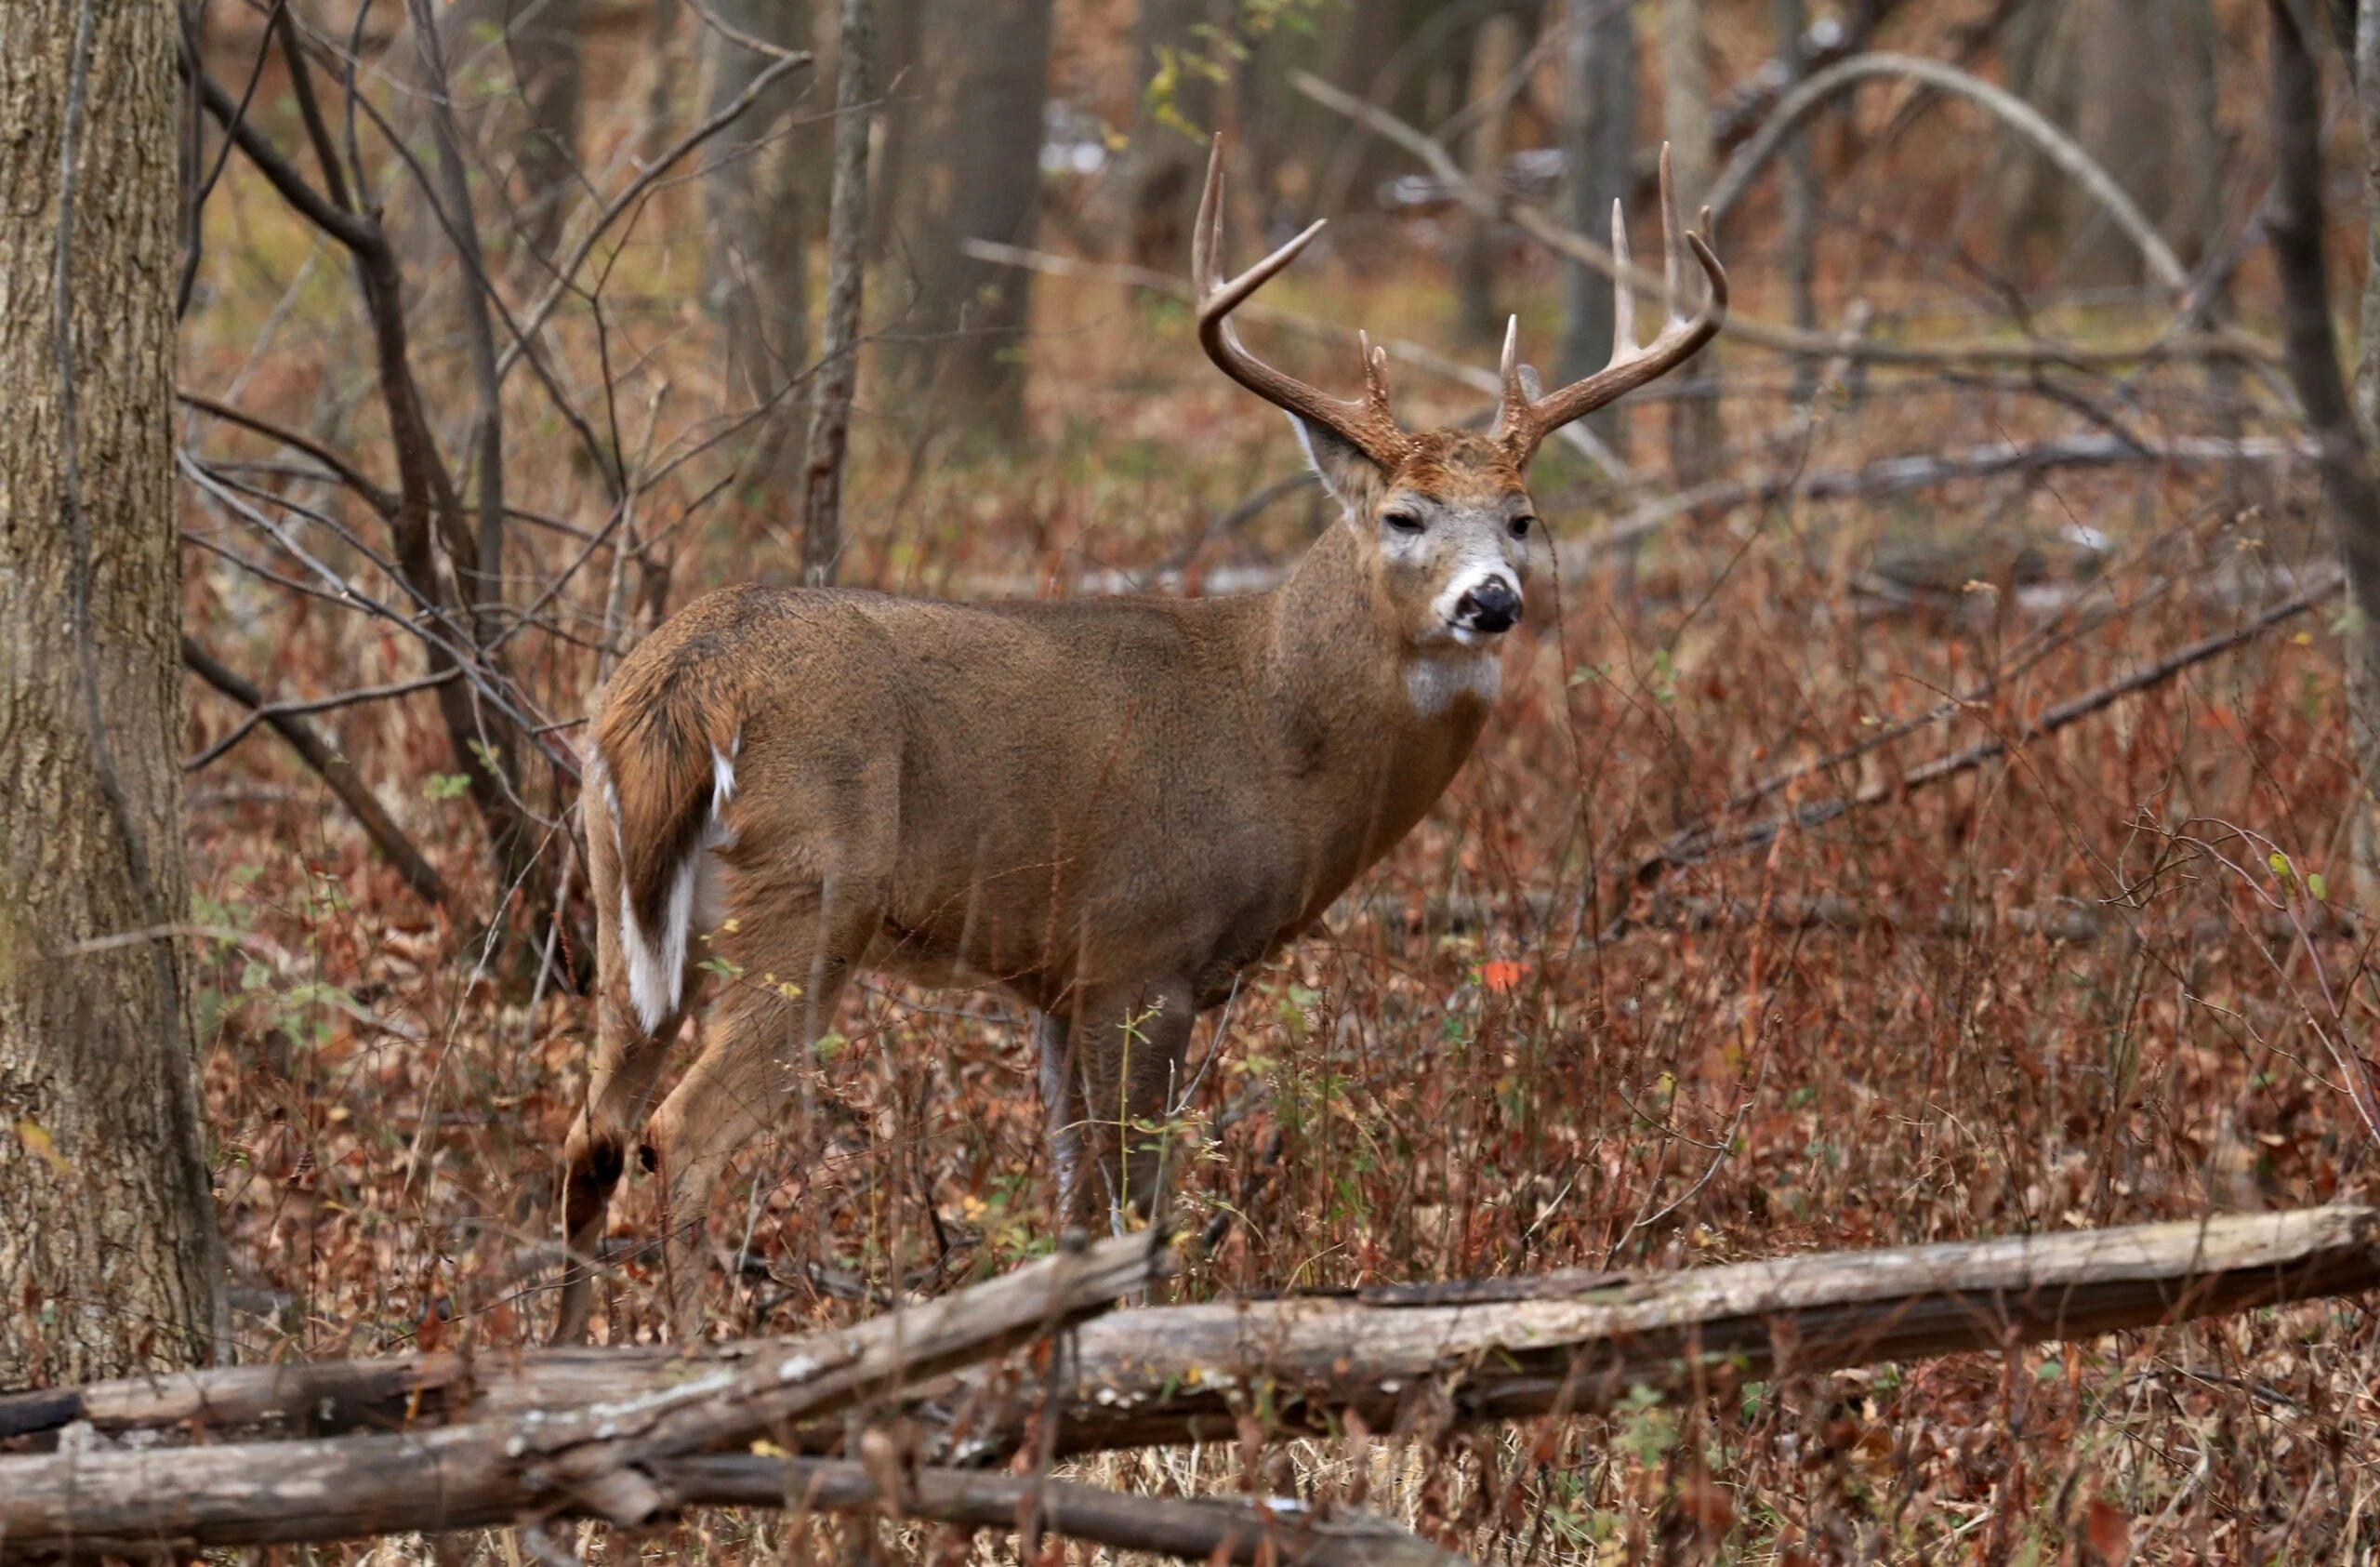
554;139;1726;1341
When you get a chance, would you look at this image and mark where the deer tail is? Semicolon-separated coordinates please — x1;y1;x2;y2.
589;657;744;1033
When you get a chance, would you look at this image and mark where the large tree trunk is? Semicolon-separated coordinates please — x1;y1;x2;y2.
704;0;815;448
1556;0;1637;451
1658;0;1722;486
0;0;221;1386
883;0;1052;438
2269;0;2380;917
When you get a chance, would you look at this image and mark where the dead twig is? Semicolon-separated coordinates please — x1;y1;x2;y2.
1634;569;2345;884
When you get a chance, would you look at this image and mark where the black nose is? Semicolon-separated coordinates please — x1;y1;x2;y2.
1455;578;1522;634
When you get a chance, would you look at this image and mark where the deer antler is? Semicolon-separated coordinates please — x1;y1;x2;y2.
1193;138;1408;468
1494;145;1728;467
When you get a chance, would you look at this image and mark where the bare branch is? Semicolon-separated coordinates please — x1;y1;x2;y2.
1703;51;2189;293
177;388;396;516
180;639;457;911
1287;70;2269;370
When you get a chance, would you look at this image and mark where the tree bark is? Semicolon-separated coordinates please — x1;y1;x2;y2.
883;0;1053;437
2275;0;2380;916
1657;0;1722;486
799;0;872;585
0;0;222;1387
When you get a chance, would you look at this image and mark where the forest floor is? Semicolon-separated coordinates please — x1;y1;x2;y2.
168;41;2380;1564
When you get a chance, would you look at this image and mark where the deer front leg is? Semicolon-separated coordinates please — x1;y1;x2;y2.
1046;979;1197;1232
553;987;680;1344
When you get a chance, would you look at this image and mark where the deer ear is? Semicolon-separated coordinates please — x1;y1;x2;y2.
1289;414;1385;519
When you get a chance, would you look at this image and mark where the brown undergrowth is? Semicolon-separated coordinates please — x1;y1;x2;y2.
165;5;2379;1560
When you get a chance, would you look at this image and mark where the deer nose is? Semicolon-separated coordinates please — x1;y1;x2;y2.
1453;577;1522;634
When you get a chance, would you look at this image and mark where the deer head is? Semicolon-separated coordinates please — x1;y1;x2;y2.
1193;138;1727;651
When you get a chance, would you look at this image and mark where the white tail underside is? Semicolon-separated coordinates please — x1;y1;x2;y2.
608;740;739;1035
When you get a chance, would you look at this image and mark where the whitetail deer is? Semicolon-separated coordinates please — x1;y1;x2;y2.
554;139;1725;1341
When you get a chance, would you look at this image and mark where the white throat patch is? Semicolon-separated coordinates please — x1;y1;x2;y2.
1405;650;1502;718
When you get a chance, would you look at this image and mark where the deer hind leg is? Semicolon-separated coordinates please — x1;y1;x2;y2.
641;868;881;1341
555;778;694;1346
1049;978;1197;1232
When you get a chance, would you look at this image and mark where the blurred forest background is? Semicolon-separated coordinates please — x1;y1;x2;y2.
112;0;2380;1554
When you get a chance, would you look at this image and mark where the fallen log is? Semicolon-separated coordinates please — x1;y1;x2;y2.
3;1208;2373;1559
966;1205;2380;1457
0;1228;1165;1554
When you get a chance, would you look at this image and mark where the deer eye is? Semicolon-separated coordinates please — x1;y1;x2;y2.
1510;514;1535;539
1382;509;1425;535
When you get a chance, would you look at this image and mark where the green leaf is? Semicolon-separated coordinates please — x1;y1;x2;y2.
2308;871;2329;901
423;773;472;801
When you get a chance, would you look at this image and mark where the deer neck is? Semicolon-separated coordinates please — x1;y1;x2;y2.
1260;521;1498;854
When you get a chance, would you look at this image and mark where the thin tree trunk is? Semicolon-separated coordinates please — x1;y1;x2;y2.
412;0;510;642
507;0;584;259
1771;0;1817;403
1658;0;1722;486
2340;0;2380;914
639;0;685;167
2000;0;2221;290
884;0;1053;437
1453;11;1520;347
2069;0;2220;286
2268;0;2380;915
800;0;872;585
866;0;922;259
1993;0;2065;273
1557;0;1636;451
1126;0;1220;271
0;0;222;1386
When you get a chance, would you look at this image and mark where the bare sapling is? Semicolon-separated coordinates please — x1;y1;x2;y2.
554;138;1726;1342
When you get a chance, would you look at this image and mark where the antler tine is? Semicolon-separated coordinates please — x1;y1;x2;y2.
1659;144;1686;324
1607;198;1637;368
1495;140;1730;466
1191;138;1406;466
